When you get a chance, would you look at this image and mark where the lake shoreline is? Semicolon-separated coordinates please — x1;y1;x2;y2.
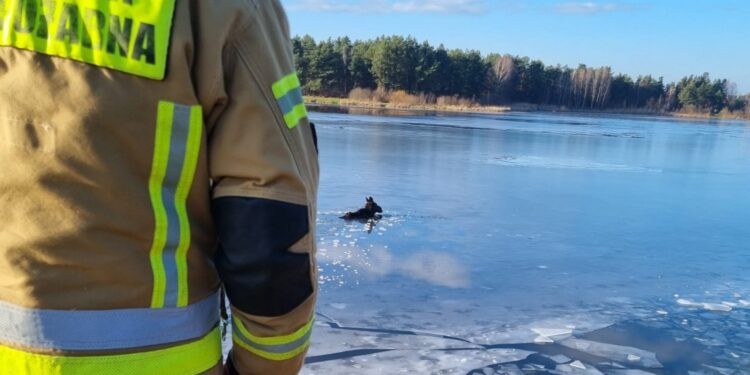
305;97;511;114
305;97;750;121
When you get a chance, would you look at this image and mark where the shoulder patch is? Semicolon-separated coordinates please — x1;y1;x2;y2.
272;72;308;129
0;0;176;80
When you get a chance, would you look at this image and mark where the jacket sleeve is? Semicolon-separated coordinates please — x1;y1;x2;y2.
207;1;319;374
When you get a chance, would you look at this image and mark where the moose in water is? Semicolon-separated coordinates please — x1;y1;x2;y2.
340;197;383;221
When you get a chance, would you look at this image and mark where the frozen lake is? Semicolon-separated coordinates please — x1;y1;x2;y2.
302;109;750;374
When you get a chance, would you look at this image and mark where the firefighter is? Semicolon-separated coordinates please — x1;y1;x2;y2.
0;0;318;374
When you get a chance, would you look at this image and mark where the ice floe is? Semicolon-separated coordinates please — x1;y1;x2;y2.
531;328;574;338
676;298;733;312
533;335;554;344
702;364;738;375
548;354;572;364
703;303;733;312
485;364;524;375
626;354;640;362
555;361;603;374
530;327;573;344
570;360;586;369
558;338;662;368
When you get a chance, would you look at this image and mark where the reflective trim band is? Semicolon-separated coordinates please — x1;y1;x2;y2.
277;87;304;116
174;105;203;307
272;73;308;129
0;0;177;80
148;101;204;308
148;101;173;308
0;291;219;351
272;73;302;99
232;316;313;361
0;327;221;375
282;102;308;130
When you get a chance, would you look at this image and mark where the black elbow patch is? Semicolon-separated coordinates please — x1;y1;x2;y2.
213;197;313;317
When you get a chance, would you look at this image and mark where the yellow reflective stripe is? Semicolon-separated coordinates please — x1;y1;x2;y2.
149;101;203;309
272;72;308;129
148;101;174;308
272;72;302;99
283;103;308;129
234;316;313;346
174;105;203;307
0;0;177;80
233;333;311;362
232;316;314;361
0;327;221;375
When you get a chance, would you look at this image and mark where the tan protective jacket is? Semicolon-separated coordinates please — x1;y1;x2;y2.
0;0;318;374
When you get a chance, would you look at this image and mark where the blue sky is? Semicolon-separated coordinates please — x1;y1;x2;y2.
282;0;750;93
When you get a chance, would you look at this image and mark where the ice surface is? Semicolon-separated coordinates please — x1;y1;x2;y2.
530;328;573;345
533;335;554;344
676;299;733;312
308;111;750;373
602;362;627;369
308;326;480;357
702;365;737;375
317;244;469;288
606;371;657;375
490;364;524;375
702;303;733;312
570;360;586;369
677;298;703;307
558;339;662;368
555;362;603;374
549;354;572;364
531;328;574;338
302;348;533;375
486;156;660;173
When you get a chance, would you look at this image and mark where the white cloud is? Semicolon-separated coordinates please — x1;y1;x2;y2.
287;0;488;14
553;2;636;14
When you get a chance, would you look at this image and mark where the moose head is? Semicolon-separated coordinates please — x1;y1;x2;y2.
364;197;383;214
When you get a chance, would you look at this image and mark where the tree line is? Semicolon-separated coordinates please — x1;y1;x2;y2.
292;35;749;116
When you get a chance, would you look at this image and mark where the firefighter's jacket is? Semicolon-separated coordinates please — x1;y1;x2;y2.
0;0;319;374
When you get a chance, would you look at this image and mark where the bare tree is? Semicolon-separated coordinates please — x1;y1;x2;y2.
490;54;517;103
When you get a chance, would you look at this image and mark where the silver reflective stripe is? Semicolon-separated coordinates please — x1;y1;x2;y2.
0;291;219;351
160;104;192;307
232;319;312;355
277;87;304;116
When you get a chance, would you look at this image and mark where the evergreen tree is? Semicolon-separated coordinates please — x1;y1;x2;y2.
349;40;376;90
290;34;742;116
